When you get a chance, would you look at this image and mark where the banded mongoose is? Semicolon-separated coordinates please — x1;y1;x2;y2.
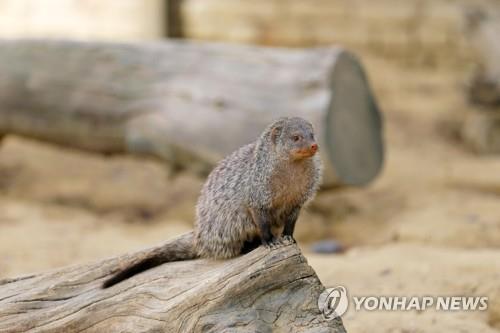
103;116;322;288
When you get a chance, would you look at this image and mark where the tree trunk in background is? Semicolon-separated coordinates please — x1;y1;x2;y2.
0;39;383;187
466;7;500;107
463;7;500;154
0;243;346;333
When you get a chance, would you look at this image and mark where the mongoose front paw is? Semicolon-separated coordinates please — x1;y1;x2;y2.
282;235;296;244
264;237;291;249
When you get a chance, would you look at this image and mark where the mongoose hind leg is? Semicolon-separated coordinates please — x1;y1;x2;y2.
251;207;277;246
241;237;262;254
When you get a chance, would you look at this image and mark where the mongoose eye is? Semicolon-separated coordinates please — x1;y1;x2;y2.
292;135;301;142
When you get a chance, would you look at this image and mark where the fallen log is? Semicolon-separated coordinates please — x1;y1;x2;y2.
0;242;345;333
0;39;383;187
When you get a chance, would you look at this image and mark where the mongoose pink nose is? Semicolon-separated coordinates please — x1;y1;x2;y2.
310;143;318;152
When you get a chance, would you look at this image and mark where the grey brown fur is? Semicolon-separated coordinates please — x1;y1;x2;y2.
103;117;322;288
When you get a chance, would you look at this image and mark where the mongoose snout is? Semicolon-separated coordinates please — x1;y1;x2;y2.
288;134;319;160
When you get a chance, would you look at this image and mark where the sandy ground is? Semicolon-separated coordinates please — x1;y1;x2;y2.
1;60;499;332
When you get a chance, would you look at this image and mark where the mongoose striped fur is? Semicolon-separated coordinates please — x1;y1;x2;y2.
103;117;322;288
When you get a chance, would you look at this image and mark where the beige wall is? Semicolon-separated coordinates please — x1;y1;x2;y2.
0;0;165;41
179;0;496;69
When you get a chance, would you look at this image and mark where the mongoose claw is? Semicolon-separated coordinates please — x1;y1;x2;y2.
264;236;293;250
282;235;296;244
264;241;279;250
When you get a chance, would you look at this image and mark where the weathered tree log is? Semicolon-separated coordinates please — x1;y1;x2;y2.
0;39;383;187
0;243;345;333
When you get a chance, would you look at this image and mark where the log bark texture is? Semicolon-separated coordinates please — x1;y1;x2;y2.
0;243;345;333
0;39;383;187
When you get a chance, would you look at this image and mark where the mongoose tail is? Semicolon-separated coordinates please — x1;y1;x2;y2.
102;232;197;288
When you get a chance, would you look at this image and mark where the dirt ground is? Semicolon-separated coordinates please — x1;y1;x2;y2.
1;59;499;332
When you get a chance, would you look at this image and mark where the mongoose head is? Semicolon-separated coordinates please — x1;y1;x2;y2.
268;117;319;161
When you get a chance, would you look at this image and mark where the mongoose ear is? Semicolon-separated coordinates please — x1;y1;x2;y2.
271;126;282;144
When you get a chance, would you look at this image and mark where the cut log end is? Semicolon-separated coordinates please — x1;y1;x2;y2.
324;51;384;186
0;243;346;333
